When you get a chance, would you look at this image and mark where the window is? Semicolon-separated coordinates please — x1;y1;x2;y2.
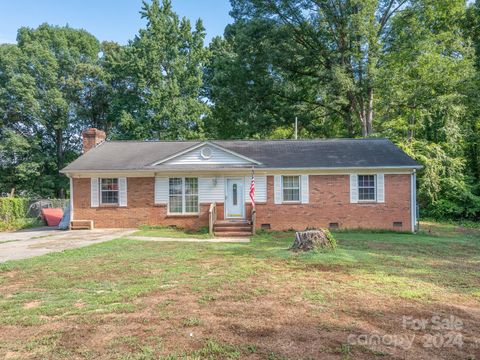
184;178;198;213
282;175;300;202
358;175;376;201
169;178;183;213
233;184;238;205
169;177;198;214
100;178;119;204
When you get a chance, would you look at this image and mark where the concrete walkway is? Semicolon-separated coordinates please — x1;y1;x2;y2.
0;228;135;263
0;228;250;263
129;235;250;243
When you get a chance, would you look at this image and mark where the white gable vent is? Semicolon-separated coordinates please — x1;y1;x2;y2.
200;146;212;159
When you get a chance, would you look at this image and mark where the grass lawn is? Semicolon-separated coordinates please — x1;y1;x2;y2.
133;225;211;239
0;223;479;359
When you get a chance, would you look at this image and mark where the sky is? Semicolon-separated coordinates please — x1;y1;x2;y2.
0;0;233;45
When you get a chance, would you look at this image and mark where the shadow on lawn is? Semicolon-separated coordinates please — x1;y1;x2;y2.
208;229;480;298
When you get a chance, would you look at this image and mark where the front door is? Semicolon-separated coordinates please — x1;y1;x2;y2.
225;178;245;218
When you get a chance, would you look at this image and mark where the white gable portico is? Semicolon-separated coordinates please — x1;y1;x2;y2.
150;142;263;224
151;141;261;167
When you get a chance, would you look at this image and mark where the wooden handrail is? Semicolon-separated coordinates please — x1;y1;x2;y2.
209;202;217;236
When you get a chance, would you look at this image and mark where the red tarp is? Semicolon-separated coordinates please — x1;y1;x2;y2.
41;208;64;227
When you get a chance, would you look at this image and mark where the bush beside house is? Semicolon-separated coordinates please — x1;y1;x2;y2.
0;198;41;231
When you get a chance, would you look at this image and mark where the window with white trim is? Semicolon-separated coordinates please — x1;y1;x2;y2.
100;178;119;204
169;177;199;214
358;175;376;201
169;178;183;213
282;175;300;202
184;178;198;213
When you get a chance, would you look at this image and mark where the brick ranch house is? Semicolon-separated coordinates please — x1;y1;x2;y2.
61;128;421;235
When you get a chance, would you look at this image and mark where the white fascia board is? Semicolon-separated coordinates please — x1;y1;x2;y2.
66;171;156;178
265;165;423;170
64;165;421;178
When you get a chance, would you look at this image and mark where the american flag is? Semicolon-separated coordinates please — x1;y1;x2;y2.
249;167;255;206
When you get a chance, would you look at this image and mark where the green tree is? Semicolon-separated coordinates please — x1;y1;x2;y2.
378;0;480;219
401;141;480;219
204;25;292;139
110;0;209;140
0;24;101;197
208;0;414;137
465;0;480;182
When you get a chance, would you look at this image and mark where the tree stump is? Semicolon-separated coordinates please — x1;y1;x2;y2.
290;229;336;252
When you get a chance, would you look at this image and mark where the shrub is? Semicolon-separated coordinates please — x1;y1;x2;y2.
0;218;41;232
0;198;29;222
0;197;37;231
400;140;480;220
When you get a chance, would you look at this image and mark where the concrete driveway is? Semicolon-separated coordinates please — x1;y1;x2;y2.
0;227;135;263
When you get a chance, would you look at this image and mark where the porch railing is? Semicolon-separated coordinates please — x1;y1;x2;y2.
209;202;217;236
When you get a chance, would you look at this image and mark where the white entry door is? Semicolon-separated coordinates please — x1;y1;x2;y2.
225;178;245;218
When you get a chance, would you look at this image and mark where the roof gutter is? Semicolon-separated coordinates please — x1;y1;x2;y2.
61;165;423;175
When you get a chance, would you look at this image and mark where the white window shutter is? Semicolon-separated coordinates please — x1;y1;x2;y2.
350;174;358;203
257;176;267;203
155;177;169;204
301;175;309;204
377;173;385;203
119;177;127;207
91;178;99;207
274;175;282;204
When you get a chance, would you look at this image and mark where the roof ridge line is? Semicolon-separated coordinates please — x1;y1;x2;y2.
105;138;390;143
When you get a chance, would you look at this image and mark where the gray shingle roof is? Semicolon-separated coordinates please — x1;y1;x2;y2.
61;138;421;172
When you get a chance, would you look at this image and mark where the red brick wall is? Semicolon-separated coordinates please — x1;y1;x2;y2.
73;174;412;231
252;175;411;231
73;178;220;229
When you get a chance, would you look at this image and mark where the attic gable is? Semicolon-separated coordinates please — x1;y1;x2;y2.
151;142;261;166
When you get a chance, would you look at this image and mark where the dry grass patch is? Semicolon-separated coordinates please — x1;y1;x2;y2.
0;223;479;359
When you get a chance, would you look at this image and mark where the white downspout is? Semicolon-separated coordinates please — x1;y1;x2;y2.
411;170;417;233
69;175;74;226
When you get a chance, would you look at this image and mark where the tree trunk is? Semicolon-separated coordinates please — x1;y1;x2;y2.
357;87;374;137
359;109;368;137
407;114;415;141
55;128;65;199
342;105;355;137
366;87;373;135
290;230;336;252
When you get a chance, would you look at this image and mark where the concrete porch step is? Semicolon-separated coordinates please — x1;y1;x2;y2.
70;220;94;230
213;231;252;237
213;226;252;232
214;220;251;226
212;219;253;237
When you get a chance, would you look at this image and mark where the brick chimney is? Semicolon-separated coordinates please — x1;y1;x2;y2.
82;128;106;153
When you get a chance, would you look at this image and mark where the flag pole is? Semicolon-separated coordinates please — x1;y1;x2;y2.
250;165;256;234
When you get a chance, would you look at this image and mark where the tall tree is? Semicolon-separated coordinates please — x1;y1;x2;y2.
465;0;480;182
109;0;209;140
204;25;299;139
0;24;101;197
378;0;480;218
209;0;414;137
